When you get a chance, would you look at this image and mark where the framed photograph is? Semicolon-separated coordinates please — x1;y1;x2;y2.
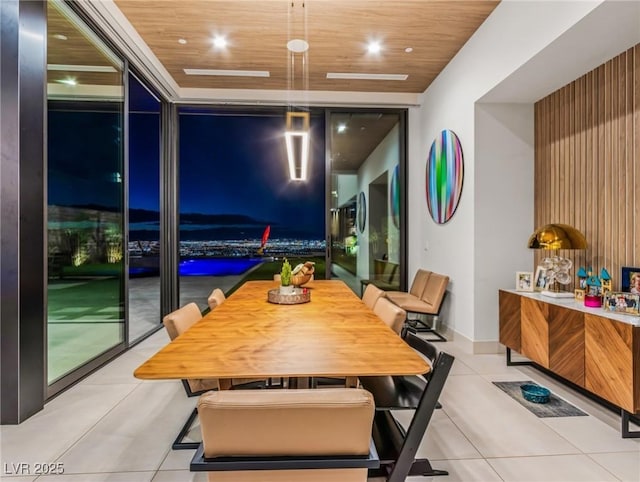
574;289;585;301
516;271;534;292
603;291;640;316
534;266;548;291
621;267;640;294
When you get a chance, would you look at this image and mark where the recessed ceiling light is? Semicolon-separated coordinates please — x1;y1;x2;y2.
178;38;187;45
287;39;309;53
184;68;270;77
213;35;227;48
327;72;407;81
53;34;68;40
404;47;413;53
337;124;347;133
367;41;381;54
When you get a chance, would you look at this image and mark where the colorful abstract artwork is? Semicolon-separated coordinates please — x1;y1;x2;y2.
425;129;464;224
390;164;400;229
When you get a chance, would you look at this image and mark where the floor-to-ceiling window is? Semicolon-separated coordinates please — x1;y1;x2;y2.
177;107;326;309
128;73;161;342
47;0;125;386
328;111;405;293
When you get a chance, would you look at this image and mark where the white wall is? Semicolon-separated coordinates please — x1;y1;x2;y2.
357;123;400;278
474;103;534;341
409;0;606;342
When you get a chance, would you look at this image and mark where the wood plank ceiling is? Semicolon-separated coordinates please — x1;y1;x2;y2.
48;1;499;171
112;0;500;93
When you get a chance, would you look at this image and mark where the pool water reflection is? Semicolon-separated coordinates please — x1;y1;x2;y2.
179;257;264;276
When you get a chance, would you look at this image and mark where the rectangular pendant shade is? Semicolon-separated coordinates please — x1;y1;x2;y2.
285;111;310;181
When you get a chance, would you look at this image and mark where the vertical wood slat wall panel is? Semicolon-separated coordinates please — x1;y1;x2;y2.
635;46;640;265
534;44;639;289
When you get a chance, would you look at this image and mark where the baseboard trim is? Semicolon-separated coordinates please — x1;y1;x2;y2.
450;330;503;354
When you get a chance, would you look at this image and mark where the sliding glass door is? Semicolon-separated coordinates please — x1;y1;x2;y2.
177;107;326;308
46;0;125;387
326;110;405;294
128;73;162;342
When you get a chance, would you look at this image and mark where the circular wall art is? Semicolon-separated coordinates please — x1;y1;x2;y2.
425;129;464;224
390;164;400;229
357;191;366;233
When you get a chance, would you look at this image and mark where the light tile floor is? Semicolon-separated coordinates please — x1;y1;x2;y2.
2;331;639;482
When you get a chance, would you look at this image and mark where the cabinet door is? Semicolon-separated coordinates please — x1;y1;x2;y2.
585;315;635;413
499;290;521;351
521;297;549;367
549;306;584;386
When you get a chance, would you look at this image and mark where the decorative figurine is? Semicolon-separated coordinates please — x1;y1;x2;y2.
584;272;602;307
600;268;612;294
577;266;588;290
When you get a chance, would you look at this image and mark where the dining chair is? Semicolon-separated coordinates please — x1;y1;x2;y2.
372;297;406;334
360;329;454;480
207;288;226;311
385;270;449;341
190;388;379;481
362;283;386;309
163;302;265;450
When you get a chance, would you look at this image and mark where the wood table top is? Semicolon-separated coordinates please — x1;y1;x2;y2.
134;280;430;380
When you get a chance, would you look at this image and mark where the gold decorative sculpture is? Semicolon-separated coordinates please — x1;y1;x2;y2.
291;261;315;287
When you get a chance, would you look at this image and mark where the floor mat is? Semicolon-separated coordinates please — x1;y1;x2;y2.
492;380;588;418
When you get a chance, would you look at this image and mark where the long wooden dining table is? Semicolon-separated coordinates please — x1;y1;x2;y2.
134;279;429;382
134;279;442;481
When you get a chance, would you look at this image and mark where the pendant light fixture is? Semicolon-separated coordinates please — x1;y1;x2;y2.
285;1;310;181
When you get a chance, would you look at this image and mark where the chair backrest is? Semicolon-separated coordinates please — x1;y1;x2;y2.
163;303;220;394
362;283;386;309
207;288;226;311
194;388;376;481
373;297;406;334
163;302;202;341
420;272;449;312
409;269;432;297
403;329;439;369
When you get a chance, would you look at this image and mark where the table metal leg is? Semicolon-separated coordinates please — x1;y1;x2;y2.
622;410;640;438
506;347;532;366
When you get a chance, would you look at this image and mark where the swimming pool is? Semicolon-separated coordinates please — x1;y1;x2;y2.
178;257;263;276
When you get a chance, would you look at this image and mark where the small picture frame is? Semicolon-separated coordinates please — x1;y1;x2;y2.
516;271;534;292
603;291;640;316
574;289;585;301
621;267;640;294
534;266;548;291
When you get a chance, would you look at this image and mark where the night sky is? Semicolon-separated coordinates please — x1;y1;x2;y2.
48;83;325;240
178;112;325;237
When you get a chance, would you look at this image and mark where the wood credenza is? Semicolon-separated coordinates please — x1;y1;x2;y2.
499;290;640;416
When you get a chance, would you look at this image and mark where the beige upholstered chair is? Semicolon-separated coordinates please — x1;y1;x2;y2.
163;303;221;393
385;270;449;341
191;388;378;481
361;283;386;309
372;297;406;335
207;288;226;311
163;303;267;450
